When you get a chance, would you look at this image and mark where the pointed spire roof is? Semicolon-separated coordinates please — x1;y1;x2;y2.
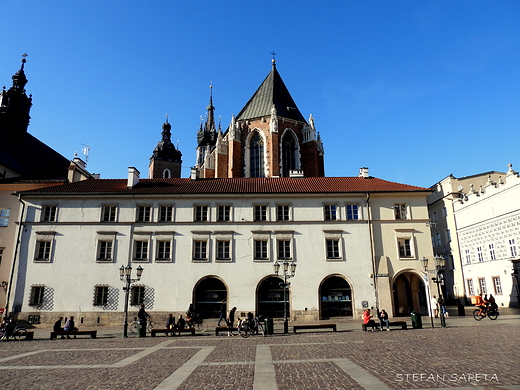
236;60;306;123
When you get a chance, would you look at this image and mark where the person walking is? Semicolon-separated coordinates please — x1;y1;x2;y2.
217;300;227;327
430;295;439;318
227;307;237;336
138;304;150;337
165;314;175;336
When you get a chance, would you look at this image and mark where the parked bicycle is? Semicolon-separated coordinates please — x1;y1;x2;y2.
238;317;265;338
129;318;158;334
186;314;208;333
473;306;499;321
0;326;29;341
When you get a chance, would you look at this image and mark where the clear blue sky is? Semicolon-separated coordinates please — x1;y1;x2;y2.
1;1;519;188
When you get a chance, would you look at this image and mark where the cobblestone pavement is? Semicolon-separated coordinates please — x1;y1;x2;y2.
0;316;519;390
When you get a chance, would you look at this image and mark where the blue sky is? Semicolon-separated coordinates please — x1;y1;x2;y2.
1;1;519;188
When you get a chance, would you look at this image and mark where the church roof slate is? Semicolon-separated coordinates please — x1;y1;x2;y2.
18;176;429;196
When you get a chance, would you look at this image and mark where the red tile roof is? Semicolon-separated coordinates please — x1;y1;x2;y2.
17;177;430;196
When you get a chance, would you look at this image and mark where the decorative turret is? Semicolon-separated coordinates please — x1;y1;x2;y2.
196;85;218;166
149;115;182;178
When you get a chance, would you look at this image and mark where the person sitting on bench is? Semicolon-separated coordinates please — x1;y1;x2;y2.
363;309;377;331
64;316;78;339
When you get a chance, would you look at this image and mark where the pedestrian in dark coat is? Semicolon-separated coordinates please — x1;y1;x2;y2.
227;307;237;336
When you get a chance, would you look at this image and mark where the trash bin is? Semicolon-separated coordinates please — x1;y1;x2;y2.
457;301;465;316
411;311;422;329
138;319;146;337
136;322;142;337
264;317;274;335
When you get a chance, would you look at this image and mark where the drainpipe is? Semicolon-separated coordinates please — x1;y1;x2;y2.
366;193;379;311
5;194;26;316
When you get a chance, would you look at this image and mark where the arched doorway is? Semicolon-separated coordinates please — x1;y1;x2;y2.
392;272;427;316
193;277;227;319
319;275;353;319
257;277;287;318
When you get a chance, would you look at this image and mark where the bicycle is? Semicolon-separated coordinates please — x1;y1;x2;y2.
473;306;499;321
129;318;158;334
238;317;265;338
0;326;28;341
186;314;208;333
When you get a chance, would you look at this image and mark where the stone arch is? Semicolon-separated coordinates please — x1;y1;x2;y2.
192;275;228;319
318;274;353;319
391;269;427;316
256;275;288;318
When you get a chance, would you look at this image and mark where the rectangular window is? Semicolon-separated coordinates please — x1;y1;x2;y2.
254;240;268;260
35;241;51;261
467;279;475;296
465;249;471;264
0;208;10;227
346;204;359;220
478;278;487;294
432;212;438;223
137;206;151;222
436;233;441;246
398;238;412;258
217;205;230;222
93;286;109;306
159;206;173;222
42;205;57;222
443;207;447;218
193;241;207;261
277;240;291;260
509;239;517;257
101;205;117;222
0;248;3;265
29;286;45;306
130;286;145;306
394;203;407;220
134;241;149;261
254;205;267;222
326;239;340;259
97;240;113;261
277;205;290;221
492;276;503;295
156;241;171;261
489;244;496;260
216;240;230;260
324;204;337;221
195;205;208;222
477;247;484;262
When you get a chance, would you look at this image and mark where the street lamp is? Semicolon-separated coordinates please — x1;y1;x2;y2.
432;255;446;328
273;260;296;334
420;257;435;329
119;264;144;337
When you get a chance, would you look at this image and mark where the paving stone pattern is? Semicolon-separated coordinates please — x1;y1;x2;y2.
0;320;519;390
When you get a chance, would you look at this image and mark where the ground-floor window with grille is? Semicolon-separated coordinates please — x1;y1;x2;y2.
93;285;109;306
29;285;45;306
130;286;145;306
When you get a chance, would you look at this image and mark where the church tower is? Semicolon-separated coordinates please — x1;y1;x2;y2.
149;116;182;178
0;55;33;146
196;60;324;178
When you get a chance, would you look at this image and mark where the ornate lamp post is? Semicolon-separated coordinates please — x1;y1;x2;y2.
420;257;435;329
119;264;144;338
273;260;296;334
432;255;446;328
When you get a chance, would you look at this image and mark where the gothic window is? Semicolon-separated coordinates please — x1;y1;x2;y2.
281;132;298;177
250;132;264;178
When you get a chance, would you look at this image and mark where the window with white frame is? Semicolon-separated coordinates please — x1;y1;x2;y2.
277;205;290;221
217;205;231;222
346;204;359;220
34;240;52;262
326;239;340;259
93;285;109;306
216;240;231;261
477;247;484;262
509;239;517;257
398;238;413;258
254;240;268;261
130;286;145;306
136;205;151;222
277;240;291;260
465;249;471;264
42;205;57;222
101;205;117;222
467;279;474;295
394;203;407;220
194;205;208;222
478;278;487;294
156;240;171;261
193;240;208;261
492;276;503;295
29;285;45;306
97;240;113;262
0;208;10;226
159;205;173;222
489;244;496;260
324;204;338;221
133;240;149;261
254;205;267;222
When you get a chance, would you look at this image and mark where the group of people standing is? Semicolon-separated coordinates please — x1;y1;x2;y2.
429;295;449;318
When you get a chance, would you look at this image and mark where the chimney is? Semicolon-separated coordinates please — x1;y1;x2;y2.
358;167;369;178
127;167;140;188
190;167;199;180
73;156;86;169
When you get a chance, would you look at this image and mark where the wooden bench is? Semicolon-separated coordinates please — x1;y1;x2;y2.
362;321;407;331
293;324;337;333
50;330;97;339
150;328;195;337
215;326;238;336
